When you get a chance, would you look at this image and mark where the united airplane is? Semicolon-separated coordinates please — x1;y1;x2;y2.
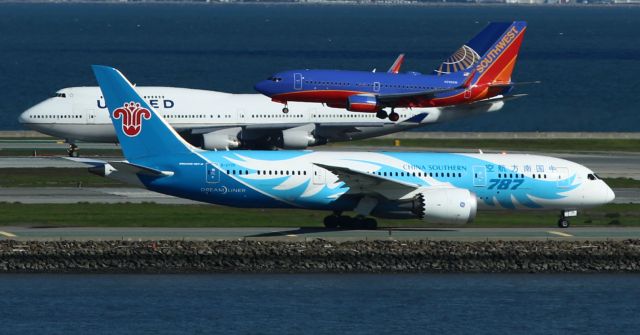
254;21;534;121
19;86;513;156
78;65;614;229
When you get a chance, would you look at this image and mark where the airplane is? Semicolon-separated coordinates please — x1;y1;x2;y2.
19;86;515;156
254;21;535;122
72;65;614;230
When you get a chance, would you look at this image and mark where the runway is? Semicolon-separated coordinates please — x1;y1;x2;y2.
1;151;639;179
0;186;636;204
1;226;640;241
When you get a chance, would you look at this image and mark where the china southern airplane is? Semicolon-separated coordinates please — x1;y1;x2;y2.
255;21;535;121
76;66;614;229
19;86;512;156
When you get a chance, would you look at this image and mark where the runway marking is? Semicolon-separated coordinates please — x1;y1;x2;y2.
548;230;573;237
0;231;17;238
286;234;297;237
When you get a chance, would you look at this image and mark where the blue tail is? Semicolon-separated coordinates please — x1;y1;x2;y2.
91;65;196;163
434;21;526;76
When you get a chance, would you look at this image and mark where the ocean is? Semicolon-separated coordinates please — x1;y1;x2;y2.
1;3;639;132
0;273;639;334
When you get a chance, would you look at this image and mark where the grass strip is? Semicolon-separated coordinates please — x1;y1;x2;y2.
0;203;637;228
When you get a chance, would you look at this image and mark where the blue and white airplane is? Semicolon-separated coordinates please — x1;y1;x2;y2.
78;65;614;229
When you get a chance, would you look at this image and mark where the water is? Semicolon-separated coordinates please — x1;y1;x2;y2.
1;4;639;131
0;273;638;334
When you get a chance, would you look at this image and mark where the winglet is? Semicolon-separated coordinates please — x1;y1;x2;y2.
387;54;405;74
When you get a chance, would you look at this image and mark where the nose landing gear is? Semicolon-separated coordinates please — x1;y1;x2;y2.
557;209;578;228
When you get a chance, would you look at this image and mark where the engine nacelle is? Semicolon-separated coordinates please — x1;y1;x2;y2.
347;94;379;113
281;129;316;149
412;188;477;224
202;128;241;150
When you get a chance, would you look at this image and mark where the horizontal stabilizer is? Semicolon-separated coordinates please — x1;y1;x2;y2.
488;80;541;87
109;161;174;177
63;157;107;167
441;94;527;110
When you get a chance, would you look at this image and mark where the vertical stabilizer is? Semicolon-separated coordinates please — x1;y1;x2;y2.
91;65;196;163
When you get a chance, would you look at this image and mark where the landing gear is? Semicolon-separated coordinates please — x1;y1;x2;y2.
376;109;399;121
388;111;399;122
376;109;388;120
557;209;577;228
322;214;378;230
67;143;79;157
282;104;289;114
557;218;570;229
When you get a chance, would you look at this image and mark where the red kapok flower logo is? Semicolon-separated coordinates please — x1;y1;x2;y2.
113;102;151;137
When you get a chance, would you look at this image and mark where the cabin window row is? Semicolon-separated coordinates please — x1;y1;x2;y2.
372;171;463;178
227;169;308;176
29;115;82;119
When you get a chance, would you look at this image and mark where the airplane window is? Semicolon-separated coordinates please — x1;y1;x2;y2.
544;174;547;179
246;170;249;175
54;93;66;98
510;174;513;178
257;171;261;175
458;173;462;177
304;171;307;175
447;173;450;177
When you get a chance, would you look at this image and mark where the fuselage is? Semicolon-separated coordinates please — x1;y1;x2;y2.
254;69;512;109
19;86;504;146
128;150;614;216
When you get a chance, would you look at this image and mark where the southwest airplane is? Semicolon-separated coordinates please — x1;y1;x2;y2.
78;66;614;229
254;21;532;122
19;86;513;155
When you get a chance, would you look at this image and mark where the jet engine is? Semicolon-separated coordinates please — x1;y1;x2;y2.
201;127;241;150
280;127;317;149
346;94;379;113
411;188;477;224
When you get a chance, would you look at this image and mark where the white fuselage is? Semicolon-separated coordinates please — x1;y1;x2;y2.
19;86;504;146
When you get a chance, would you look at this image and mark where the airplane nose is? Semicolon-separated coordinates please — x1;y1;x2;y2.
604;186;616;204
18;108;32;124
254;80;271;96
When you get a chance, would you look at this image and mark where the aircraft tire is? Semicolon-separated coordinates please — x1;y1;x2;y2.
376;110;388;119
336;215;355;229
557;218;570;229
362;218;378;230
323;215;339;229
282;107;289;114
388;112;399;122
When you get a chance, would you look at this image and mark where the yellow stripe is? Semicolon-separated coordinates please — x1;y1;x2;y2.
0;231;17;237
548;230;573;237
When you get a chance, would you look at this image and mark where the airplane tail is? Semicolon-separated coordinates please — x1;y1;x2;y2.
435;21;527;86
91;65;197;164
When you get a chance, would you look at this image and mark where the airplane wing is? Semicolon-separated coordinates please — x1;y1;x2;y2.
376;87;462;107
313;162;418;197
387;54;405;74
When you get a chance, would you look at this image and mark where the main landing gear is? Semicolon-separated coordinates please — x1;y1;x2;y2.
323;213;378;230
375;109;399;122
67;143;79;157
557;209;578;228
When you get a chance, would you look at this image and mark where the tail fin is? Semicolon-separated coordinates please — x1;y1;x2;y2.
434;21;527;85
91;65;196;163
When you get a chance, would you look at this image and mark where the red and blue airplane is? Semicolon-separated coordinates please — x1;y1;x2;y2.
254;21;529;121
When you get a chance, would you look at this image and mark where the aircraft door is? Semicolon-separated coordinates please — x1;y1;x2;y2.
472;166;486;187
86;109;98;124
294;73;303;90
312;165;326;185
373;82;381;92
556;167;570;188
206;163;220;183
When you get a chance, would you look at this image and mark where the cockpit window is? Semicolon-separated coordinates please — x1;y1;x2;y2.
54;93;66;98
266;76;282;82
587;173;598;181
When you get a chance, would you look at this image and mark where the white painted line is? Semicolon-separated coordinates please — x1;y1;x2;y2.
548;230;573;237
0;231;17;238
286;234;297;237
